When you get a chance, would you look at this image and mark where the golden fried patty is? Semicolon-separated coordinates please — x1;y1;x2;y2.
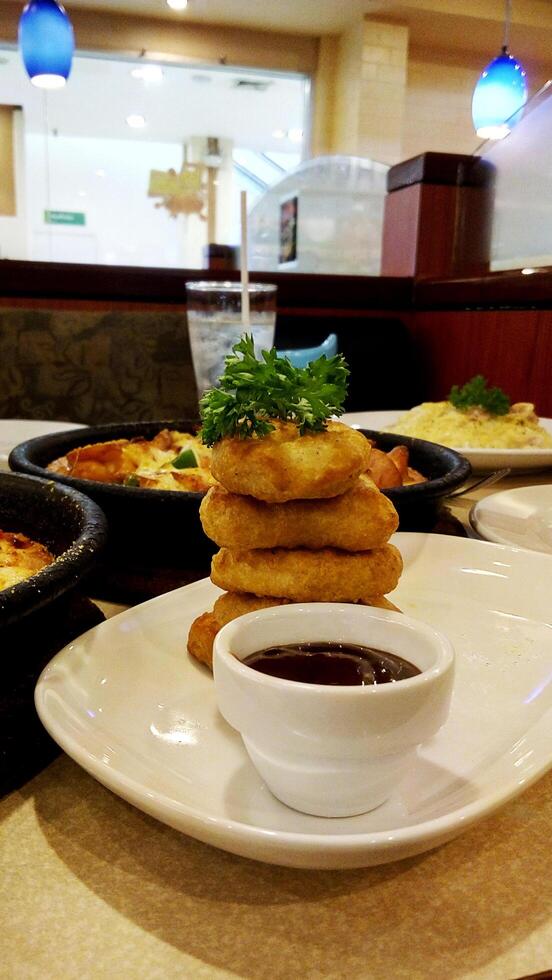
210;544;402;604
213;590;291;626
200;474;398;551
210;419;371;503
187;591;401;670
187;611;219;669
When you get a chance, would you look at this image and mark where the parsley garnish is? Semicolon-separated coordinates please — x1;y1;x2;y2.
199;334;349;446
449;375;510;416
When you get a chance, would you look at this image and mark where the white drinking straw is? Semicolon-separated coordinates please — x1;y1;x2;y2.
240;189;250;329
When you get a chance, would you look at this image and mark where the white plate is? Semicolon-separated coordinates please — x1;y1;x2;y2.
0;419;85;471
35;533;552;870
471;485;552;554
341;410;552;473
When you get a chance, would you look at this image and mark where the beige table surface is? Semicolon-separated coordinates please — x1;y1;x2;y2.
2;471;552;980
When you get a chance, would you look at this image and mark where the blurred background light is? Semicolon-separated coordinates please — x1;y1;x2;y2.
472;0;527;140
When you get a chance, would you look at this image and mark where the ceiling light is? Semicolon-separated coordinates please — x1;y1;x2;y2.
126;114;146;128
287;128;303;143
131;64;163;83
18;0;74;89
272;129;285;139
166;0;188;10
472;0;527;140
95;169;106;177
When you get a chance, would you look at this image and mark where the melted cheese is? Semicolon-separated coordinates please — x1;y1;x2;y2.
48;429;215;492
0;530;54;591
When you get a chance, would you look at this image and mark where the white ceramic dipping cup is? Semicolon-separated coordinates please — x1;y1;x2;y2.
213;603;455;817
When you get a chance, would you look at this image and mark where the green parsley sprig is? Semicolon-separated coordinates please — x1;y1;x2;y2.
449;375;510;416
199;334;349;446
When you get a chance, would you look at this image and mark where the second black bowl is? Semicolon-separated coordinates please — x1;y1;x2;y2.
9;419;214;603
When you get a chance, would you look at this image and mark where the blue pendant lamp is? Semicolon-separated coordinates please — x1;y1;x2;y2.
19;0;74;89
472;0;527;140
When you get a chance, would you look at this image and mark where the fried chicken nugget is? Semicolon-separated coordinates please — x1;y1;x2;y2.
210;420;371;503
187;595;290;670
213;591;291;625
200;474;398;551
187;611;219;669
214;590;401;620
187;591;402;669
211;544;402;604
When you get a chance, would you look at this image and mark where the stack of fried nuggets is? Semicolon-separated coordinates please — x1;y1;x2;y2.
187;420;403;668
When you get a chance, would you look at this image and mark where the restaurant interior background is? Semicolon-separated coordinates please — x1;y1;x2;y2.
1;0;552;275
6;8;552;974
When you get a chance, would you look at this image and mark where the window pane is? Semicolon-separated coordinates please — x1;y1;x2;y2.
0;47;309;268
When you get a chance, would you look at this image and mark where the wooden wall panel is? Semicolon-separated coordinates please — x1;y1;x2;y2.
410;310;552;415
0;106;15;216
0;2;318;75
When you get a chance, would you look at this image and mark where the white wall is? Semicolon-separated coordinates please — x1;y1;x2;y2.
24;133;208;267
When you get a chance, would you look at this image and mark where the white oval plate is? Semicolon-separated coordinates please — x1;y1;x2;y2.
35;533;552;869
471;484;552;554
0;419;85;471
341;411;552;473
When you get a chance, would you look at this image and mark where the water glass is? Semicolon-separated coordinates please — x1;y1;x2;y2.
186;281;277;395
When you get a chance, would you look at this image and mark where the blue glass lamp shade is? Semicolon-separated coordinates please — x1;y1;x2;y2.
472;47;527;140
19;0;74;89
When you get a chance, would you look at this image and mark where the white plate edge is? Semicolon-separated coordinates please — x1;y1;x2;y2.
33;538;552;860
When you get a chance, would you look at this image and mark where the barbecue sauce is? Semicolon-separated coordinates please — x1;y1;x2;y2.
242;642;421;686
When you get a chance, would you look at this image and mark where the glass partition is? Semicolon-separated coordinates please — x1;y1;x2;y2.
0;47;308;267
472;81;552;272
247;155;388;276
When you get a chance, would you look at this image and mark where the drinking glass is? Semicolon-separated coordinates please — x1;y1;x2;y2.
186;281;277;395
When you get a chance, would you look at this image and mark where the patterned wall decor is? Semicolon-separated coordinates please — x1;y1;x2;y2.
0;307;200;423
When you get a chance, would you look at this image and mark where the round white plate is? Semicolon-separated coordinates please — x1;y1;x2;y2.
471;484;552;554
35;533;552;870
0;419;85;471
341;410;552;473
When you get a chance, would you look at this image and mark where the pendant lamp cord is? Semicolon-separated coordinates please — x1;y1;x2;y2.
43;91;53;260
503;0;512;51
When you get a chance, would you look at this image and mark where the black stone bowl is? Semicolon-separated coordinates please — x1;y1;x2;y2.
361;429;471;530
0;472;107;795
9;419;214;603
0;471;108;628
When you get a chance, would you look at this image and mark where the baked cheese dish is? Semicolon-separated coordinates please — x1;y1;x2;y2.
48;429;215;492
0;530;55;591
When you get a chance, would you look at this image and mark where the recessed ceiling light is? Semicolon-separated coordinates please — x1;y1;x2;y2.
166;0;188;9
126;114;146;128
272;129;285;139
131;64;163;83
288;128;303;143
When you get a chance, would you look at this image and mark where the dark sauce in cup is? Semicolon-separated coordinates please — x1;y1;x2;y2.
242;642;421;686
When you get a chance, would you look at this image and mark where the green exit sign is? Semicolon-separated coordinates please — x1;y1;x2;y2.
44;210;86;226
